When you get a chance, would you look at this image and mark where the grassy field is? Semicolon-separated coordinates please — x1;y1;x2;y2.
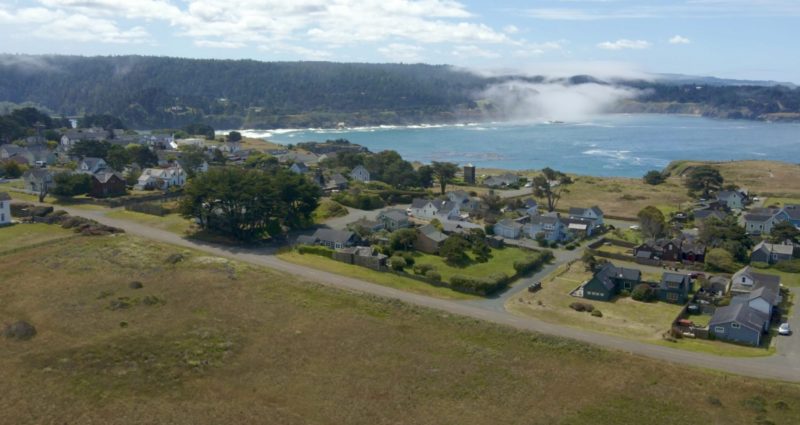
3;235;800;424
278;250;477;300
667;160;800;198
105;210;194;235
412;247;534;282
763;197;800;208
0;223;75;254
507;261;777;357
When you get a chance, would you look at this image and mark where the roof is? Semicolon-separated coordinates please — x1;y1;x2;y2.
717;190;745;200
753;241;794;256
732;266;781;291
745;208;782;223
23;168;52;180
660;272;690;289
379;209;408;221
569;206;603;217
591;262;641;291
312;228;355;244
783;204;800;220
92;171;125;184
0;144;23;155
524;199;538;209
419;224;447;243
746;285;779;306
295;235;318;245
529;212;562;226
694;209;728;220
0;192;10;201
411;198;431;209
709;303;768;333
80;157;105;168
497;218;523;230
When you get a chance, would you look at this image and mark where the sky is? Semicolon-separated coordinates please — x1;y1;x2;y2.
0;0;798;82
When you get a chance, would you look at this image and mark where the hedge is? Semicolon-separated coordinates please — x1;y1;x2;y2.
297;245;334;258
450;273;510;295
775;259;800;274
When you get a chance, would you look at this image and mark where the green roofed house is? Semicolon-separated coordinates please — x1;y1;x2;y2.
582;262;642;301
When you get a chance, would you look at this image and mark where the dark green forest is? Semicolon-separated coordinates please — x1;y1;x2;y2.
1;54;798;129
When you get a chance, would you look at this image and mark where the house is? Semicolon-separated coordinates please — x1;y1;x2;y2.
731;286;780;318
484;173;519;188
22;169;54;193
90;171;127;198
409;198;460;221
0;192;10;226
658;273;692;304
290;162;309;174
303;228;358;249
523;199;539;216
704;276;730;296
744;208;789;235
680;239;706;263
415;224;448;254
730;266;781;295
494;218;523;239
348;217;385;233
60;128;107;148
332;246;387;271
582;262;642;301
751;241;794;265
0;145;55;166
325;173;348;191
441;220;482;235
446;190;479;212
276;151;321;165
562;217;594;238
694;208;729;222
378;209;410;231
523;212;566;242
0;144;24;160
782;204;800;227
717;190;747;210
709;303;769;347
568;206;604;233
77;157;107;174
134;166;186;190
634;239;682;262
350;165;370;182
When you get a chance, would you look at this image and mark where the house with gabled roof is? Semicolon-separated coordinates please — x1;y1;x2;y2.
484;173;519;188
409;198;460;221
782;204;800;227
350;165;370;182
582;262;642;301
523;212;566;242
77;157;107;174
658;273;692;304
751;241;794;265
494;218;523;239
730;266;781;295
717;190;747;210
414;224;447;254
744;208;789;235
22;169;54;193
731;285;780;318
90;171;127;198
568;206;604;233
709;303;769;346
377;209;410;231
299;228;359;249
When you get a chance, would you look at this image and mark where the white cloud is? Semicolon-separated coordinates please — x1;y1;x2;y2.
452;45;500;59
0;6;151;43
597;39;651;50
378;43;424;62
503;24;519;34
195;40;246;49
669;35;691;44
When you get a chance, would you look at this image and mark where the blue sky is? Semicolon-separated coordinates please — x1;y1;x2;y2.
1;0;798;82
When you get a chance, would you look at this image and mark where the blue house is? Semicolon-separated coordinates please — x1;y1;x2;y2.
709;303;769;347
494;218;523;239
658;273;692;304
582;262;642;302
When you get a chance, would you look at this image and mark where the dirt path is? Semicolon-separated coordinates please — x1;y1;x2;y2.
36;205;800;382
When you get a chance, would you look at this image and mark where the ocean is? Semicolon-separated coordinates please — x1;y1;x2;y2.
234;114;800;178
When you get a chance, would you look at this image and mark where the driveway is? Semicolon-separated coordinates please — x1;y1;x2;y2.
25;203;800;383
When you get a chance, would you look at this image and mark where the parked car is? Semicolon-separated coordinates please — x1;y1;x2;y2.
524;182;533;188
779;323;792;335
687;304;702;315
690;272;705;279
629;225;640;230
527;282;542;292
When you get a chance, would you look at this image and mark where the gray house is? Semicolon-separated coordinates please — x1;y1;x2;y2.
299;229;358;249
716;190;747;210
22;169;55;193
709;303;769;346
744;208;789;235
523;212;566;242
494;218;523;239
378;209;410;231
484;173;519;188
730;266;781;295
350;165;371;182
568;206;604;233
750;241;794;265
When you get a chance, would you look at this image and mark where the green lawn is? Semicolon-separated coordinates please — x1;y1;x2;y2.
277;250;477;300
0;223;74;253
105;210;193;235
312;199;348;223
763;197;800;208
412;246;534;282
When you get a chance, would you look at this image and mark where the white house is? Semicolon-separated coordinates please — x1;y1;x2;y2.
135;166;187;190
77;157;107;174
0;192;11;225
410;198;460;221
350;165;370;182
568;206;604;232
524;212;566;242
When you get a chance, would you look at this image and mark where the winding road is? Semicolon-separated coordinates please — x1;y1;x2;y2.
25;204;800;382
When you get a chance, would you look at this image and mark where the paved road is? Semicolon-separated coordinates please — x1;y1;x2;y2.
31;204;800;382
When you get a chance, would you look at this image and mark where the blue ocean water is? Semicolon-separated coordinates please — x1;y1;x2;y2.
246;114;800;178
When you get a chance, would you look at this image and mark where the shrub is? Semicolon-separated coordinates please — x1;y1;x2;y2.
390;255;407;271
540;249;555;263
401;251;416;267
569;302;595;313
751;261;771;269
297;245;334;258
591;310;603;317
775;259;800;274
450;273;509;295
619;290;631;298
705;248;739;273
549;241;559;249
425;271;441;282
631;284;656;302
413;263;434;275
565;244;576;251
513;255;545;275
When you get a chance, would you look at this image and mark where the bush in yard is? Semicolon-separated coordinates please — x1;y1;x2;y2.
775;259;800;274
413;263;434;275
297;245;334;258
549;241;559;249
619;290;631;298
425;271;441;282
705;248;739;273
450;273;509;295
569;302;595;313
390;255;407;271
751;261;770;269
513;255;545;275
540;249;555;263
591;310;603;317
440;235;470;266
401;251;416;267
565;244;576;250
631;284;656;302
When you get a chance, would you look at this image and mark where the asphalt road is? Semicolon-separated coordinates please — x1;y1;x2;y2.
34;205;800;383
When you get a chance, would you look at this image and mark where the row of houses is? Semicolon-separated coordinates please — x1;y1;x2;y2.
633;237;707;264
494;206;605;242
744;204;800;235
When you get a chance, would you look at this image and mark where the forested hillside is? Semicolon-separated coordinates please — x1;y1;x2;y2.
1;54;799;129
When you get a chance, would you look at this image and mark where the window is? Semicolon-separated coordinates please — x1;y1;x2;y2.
731;323;741;329
667;293;679;301
714;327;725;334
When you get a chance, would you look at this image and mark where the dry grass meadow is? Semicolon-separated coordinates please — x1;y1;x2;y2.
2;227;800;424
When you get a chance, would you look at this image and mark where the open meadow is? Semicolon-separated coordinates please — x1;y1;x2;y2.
3;227;800;424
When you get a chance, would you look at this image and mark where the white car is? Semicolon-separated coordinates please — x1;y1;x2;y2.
524;182;533;188
779;323;792;335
